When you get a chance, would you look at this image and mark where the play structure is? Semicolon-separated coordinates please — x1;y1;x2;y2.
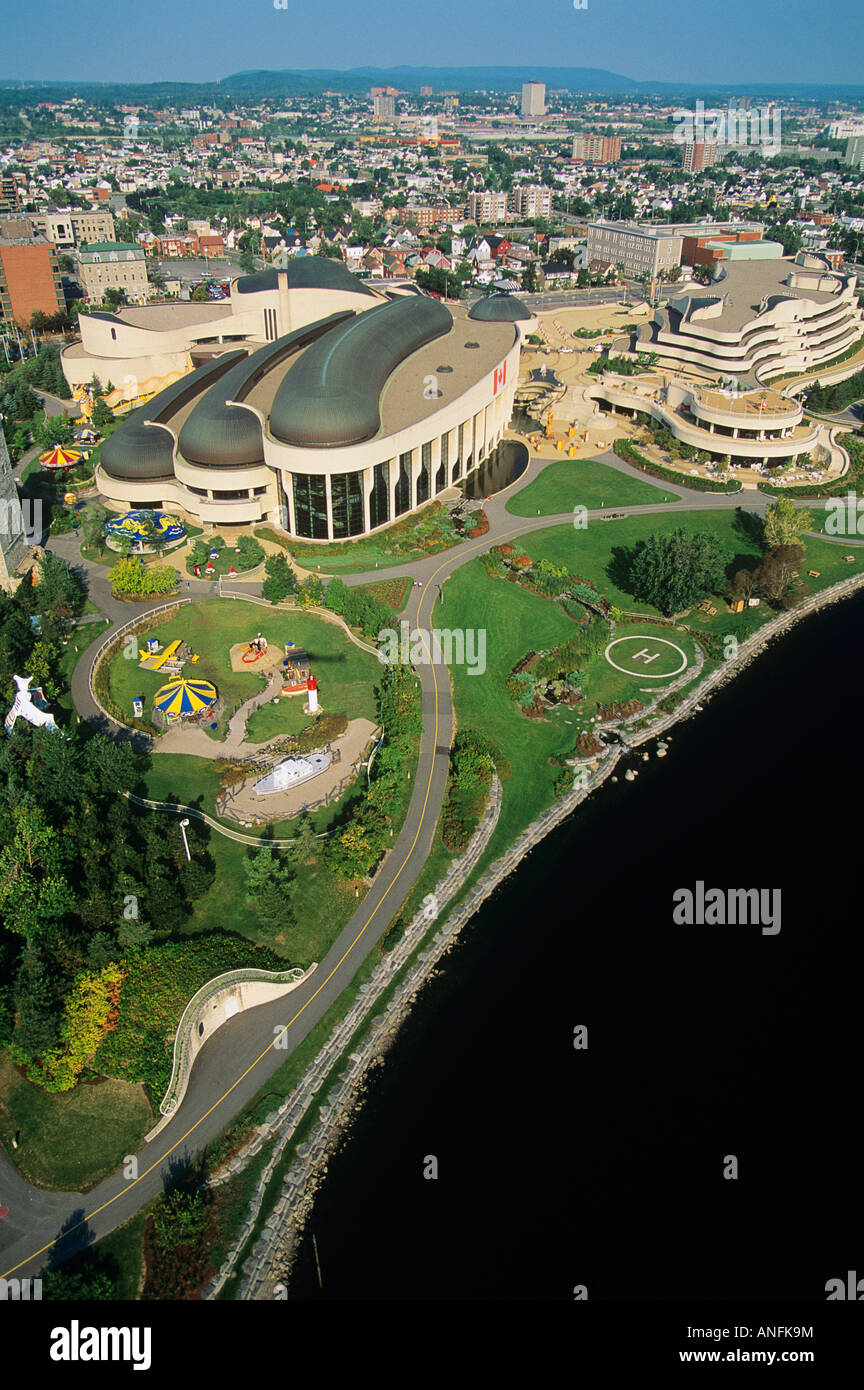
138;637;200;674
4;675;59;733
153;677;217;719
280;645;311;695
242;634;269;663
252;751;331;796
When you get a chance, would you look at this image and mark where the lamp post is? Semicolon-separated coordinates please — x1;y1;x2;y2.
179;817;191;862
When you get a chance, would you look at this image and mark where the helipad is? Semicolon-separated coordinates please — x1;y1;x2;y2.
604;635;689;679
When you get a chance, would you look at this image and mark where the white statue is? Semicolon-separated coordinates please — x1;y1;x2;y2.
4;675;58;733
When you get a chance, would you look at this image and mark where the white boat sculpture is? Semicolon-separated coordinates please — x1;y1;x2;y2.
252;752;331;795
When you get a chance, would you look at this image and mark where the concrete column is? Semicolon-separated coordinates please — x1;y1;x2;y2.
388;458;398;517
282;473;295;534
409;447;421;509
325;473;334;541
276;270;291;335
362;467;372;534
431;434;442;493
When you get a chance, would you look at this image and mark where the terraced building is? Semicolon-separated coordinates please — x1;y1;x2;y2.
640;252;863;384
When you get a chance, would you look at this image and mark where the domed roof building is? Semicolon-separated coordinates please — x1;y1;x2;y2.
468;292;538;340
95;268;521;542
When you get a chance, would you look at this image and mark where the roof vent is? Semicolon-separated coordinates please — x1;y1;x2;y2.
465;341;480;349
437;364;453;373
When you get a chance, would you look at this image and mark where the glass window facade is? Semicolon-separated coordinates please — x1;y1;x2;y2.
292;472;329;540
369;460;390;530
330;469;365;539
452;425;462;483
395;451;412;517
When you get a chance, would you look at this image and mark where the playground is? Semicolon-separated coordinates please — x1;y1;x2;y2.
106;600;381;746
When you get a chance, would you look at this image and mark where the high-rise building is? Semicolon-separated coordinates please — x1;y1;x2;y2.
0;173;23;216
844;134;864;170
510;185;553;218
372;93;396;123
467;190;509;223
571;134;622;165
0;219;65;326
681;141;718;172
521;82;546;118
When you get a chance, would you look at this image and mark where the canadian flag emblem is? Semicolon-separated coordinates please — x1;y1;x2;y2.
493;362;507;394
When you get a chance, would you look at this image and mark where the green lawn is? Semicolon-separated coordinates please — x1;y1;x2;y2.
107;600;381;739
0;1050;153;1191
506;457;671;516
430;560;577;860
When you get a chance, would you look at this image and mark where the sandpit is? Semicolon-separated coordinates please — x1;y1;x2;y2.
228;639;286;677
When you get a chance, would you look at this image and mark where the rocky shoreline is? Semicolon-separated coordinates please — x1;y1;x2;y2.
206;567;864;1300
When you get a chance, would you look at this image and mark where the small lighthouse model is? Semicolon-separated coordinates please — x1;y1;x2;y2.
306;675;319;713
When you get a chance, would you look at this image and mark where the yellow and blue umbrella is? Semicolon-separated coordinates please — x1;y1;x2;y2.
153;678;216;717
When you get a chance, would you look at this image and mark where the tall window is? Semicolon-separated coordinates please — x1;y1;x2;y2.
331;470;365;538
452;424;462;482
370;460;390;530
437;432;449;491
417;441;431;506
395;451;412;516
292;472;328;540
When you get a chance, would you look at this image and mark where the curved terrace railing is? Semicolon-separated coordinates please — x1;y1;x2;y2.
157;964;313;1120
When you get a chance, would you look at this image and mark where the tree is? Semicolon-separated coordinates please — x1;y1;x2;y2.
34;551;86;636
521;261;538;293
80;503;110;556
243;846;295;930
296;574;325;608
764;494;812;549
752;544;804;604
292;814;319;866
629;528;726;616
262;552;298;604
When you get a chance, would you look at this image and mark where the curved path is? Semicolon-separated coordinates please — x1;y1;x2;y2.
0;440;850;1280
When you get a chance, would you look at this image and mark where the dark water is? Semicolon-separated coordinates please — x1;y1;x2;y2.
289;595;863;1301
460;440;529;500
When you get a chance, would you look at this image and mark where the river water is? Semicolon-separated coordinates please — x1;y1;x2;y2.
288;593;862;1300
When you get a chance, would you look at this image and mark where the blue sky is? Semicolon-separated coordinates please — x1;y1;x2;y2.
2;0;862;86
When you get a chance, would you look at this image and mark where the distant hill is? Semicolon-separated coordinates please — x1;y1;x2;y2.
217;65;641;96
1;66;863;103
